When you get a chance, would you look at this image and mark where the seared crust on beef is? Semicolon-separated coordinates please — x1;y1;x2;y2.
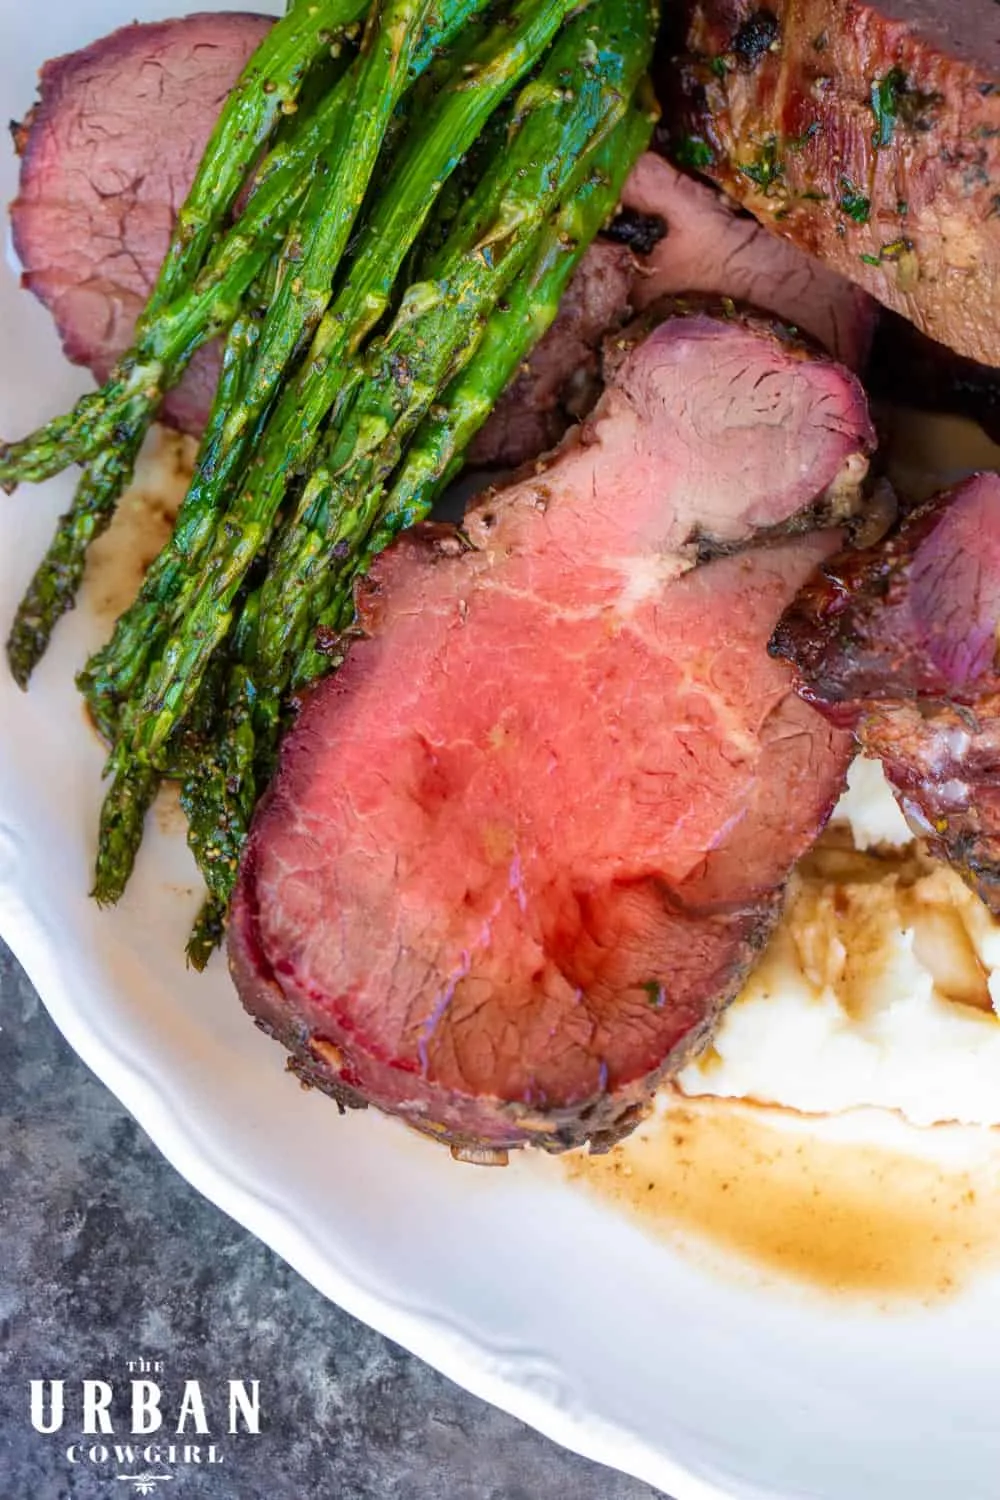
772;474;1000;913
667;0;1000;365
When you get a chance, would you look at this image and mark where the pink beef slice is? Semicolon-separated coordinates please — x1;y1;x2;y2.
10;13;272;434
772;473;1000;912
470;151;876;468
228;308;871;1153
621;153;877;371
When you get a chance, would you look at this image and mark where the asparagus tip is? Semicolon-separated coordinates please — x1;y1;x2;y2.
186;896;227;969
6;630;39;691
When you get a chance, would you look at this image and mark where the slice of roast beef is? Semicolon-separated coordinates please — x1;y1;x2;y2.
621;152;876;371
666;1;1000;365
228;308;870;1153
10;13;272;434
469;152;876;469
772;474;1000;910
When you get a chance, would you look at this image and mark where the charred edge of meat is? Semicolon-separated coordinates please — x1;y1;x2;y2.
731;8;780;69
245;956;751;1156
928;811;1000;912
603;206;667;256
692;489;859;564
235;863;790;1157
9;110;34;156
696;466;892;562
604;292;818;385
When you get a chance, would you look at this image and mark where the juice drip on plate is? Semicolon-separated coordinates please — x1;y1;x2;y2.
566;1096;1000;1301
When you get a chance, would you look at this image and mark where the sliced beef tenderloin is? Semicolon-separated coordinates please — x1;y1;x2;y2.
10;13;272;435
621;152;876;370
666;1;1000;365
470;152;876;470
772;473;1000;910
228;308;871;1153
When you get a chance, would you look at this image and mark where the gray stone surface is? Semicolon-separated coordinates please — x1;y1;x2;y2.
0;939;665;1500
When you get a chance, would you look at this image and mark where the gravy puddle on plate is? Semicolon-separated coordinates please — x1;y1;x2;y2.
565;807;1000;1303
565;1097;1000;1301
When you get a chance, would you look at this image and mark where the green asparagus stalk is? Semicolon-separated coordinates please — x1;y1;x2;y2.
6;439;143;689
7;302;268;692
0;0;371;490
181;663;257;916
92;656;238;906
88;265;278;903
186;898;228;971
83;0;485;738
3;0;383;689
179;586;264;964
376;111;657;540
91;749;160;905
208;0;439;463
56;1;494;718
127;0;613;767
74;307;265;732
117;0;439;629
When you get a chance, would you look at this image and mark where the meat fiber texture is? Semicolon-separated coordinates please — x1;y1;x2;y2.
471;152;877;468
621;153;876;371
228;308;872;1153
772;474;1000;912
9;13;272;434
669;0;1000;366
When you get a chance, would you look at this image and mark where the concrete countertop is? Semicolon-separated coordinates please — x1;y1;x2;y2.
0;938;665;1500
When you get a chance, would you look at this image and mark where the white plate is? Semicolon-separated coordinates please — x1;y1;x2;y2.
5;6;1000;1498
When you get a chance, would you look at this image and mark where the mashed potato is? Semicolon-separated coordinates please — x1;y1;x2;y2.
678;759;1000;1128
